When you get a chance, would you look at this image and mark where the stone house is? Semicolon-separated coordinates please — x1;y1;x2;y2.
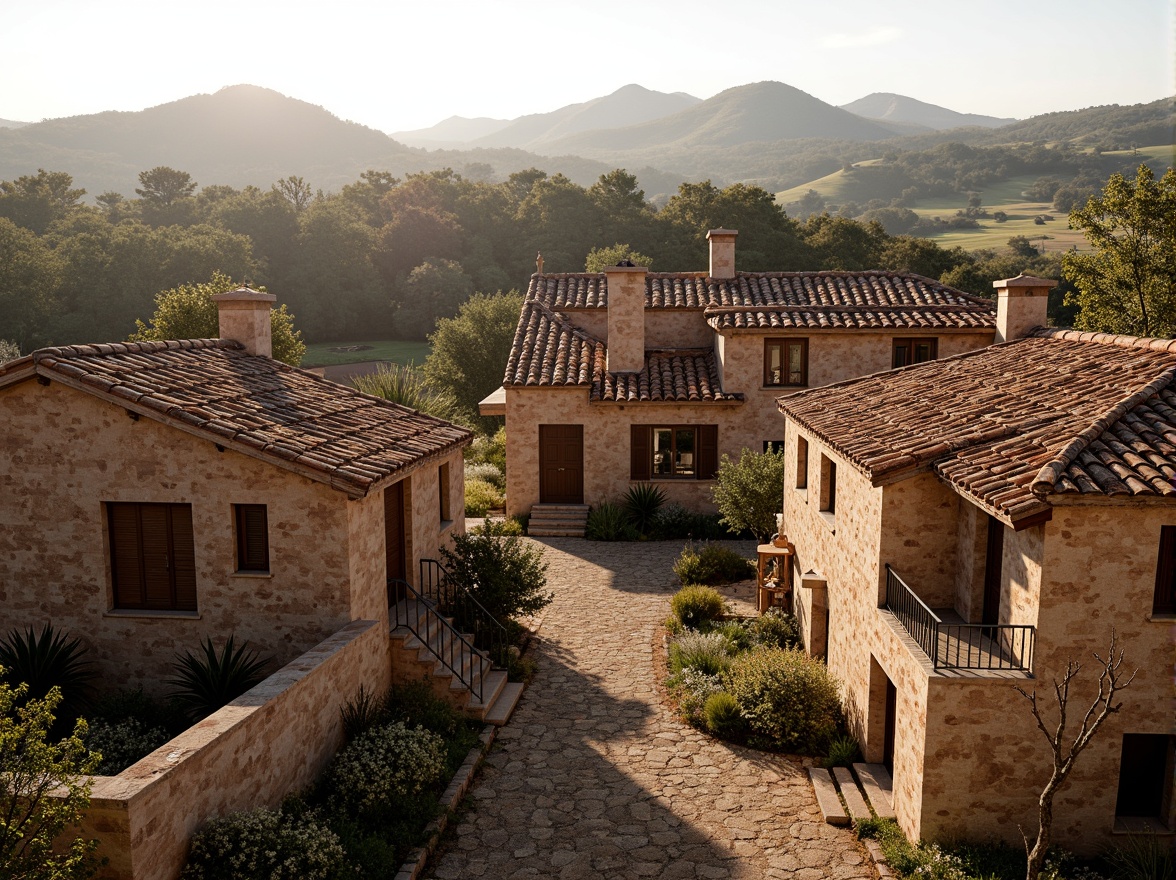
778;278;1176;851
491;230;998;528
0;288;471;694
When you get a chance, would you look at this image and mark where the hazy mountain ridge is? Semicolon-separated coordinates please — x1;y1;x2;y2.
392;115;510;148
840;93;1017;130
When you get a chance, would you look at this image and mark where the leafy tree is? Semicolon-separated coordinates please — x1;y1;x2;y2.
130;271;306;366
0;677;100;879
711;447;787;542
94;191;130;224
0;170;85;235
394;259;473;340
0;340;19;364
424;290;523;432
438;531;551;623
135;166;198;226
801;213;887;271
585;244;654;272
0;218;62;351
272;175;313;213
1063;164;1176;337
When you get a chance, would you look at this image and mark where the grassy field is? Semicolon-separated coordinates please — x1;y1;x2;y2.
302;340;431;368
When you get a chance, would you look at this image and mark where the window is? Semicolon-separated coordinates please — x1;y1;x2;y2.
1115;734;1174;824
819;454;836;514
234;504;269;573
1153;527;1176;615
763;440;785;454
893;337;938;368
796;436;809;490
764;338;808;387
438;462;451;522
107;502;197;611
630;425;718;481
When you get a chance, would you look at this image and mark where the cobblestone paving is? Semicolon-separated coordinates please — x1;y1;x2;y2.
425;539;871;880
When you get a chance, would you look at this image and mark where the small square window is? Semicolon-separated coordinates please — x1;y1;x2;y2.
234;504;269;573
764;440;786;454
765;338;808;387
893;337;938;368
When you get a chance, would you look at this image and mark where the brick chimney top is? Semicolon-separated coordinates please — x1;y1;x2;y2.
212;286;276;358
707;229;737;279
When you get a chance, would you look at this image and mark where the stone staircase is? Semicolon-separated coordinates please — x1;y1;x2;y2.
527;503;590;537
808;762;896;826
390;597;524;725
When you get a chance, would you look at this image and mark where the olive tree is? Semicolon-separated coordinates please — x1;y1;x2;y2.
711;447;787;542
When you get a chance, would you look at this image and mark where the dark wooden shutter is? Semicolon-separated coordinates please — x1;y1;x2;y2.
108;503;196;611
630;425;651;480
236;505;269;574
697;425;719;479
1154;526;1176;615
170;505;197;610
109;503;145;608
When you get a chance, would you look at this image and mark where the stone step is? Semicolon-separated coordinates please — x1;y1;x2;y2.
464;670;508;720
530;504;590;512
808;767;849;826
853;763;896;820
832;766;873;822
528;504;589;537
482;681;525;726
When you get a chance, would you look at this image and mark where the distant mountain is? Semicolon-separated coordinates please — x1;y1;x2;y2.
541;81;896;157
0;118;29;129
392;115;509;148
841;93;1017;130
468;84;701;151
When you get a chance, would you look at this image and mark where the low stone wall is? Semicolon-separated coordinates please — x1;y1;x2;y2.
79;619;391;880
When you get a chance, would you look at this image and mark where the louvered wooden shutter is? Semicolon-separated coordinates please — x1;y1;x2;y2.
235;505;269;573
108;503;145;608
697;425;719;479
630;425;651;481
108;503;197;610
170;505;197;610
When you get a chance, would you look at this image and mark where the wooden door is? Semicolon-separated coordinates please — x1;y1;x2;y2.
982;515;1004;626
883;678;897;773
384;481;406;606
539;425;583;504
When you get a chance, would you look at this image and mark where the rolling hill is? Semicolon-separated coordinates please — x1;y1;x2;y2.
0;118;28;129
391;115;510;148
840;93;1016;130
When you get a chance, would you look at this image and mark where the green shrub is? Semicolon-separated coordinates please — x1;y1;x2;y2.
464;477;504;517
822;734;860;769
352;362;465;426
464;461;505;491
712;619;753;653
673;543;754;586
86;718;171;775
669;630;731;676
724;648;841;753
666;668;723;726
1104;831;1173;880
168;636;271;723
669;585;726;629
469;517;524;537
585;501;638;541
324;722;447;816
703;691;746;739
90;686;186;737
749;609;801;650
340;685;386;744
711;447;787;541
465;426;507;473
439;531;551;622
181;801;347;880
0;624;95;723
622;483;666;536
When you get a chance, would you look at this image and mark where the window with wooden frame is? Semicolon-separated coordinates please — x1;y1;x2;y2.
438;462;451;522
892;337;938;368
763;441;786;454
764;338;808;387
819;453;836;514
796;436;809;490
107;502;197;611
1153;526;1176;615
234;504;270;573
630;425;718;481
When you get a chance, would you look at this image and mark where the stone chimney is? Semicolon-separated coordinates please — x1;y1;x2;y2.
211;286;276;357
604;263;648;373
707;228;738;279
992;274;1056;343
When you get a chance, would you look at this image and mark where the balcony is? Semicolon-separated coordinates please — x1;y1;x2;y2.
884;565;1034;674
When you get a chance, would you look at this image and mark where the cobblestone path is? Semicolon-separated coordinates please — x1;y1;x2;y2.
425;539;870;880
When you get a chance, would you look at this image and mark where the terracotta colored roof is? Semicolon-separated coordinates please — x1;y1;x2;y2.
779;329;1176;524
0;339;472;498
526;271;995;330
503;299;741;403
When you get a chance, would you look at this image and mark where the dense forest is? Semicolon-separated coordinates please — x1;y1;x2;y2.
0;163;1087;353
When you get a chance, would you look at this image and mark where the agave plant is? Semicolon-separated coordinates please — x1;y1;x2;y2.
352;363;467;425
168;636;271;722
0;624;95;719
623;482;668;537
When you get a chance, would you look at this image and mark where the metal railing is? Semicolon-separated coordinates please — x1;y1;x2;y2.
884;565;1034;673
419;559;510;668
389;577;487;703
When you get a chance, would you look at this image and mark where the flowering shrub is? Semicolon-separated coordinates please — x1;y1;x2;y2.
464;462;505;491
181;803;346;880
666;668;723;726
86;718;171;775
464;477;504;517
669;630;732;676
324;722;447;815
724;648;841;753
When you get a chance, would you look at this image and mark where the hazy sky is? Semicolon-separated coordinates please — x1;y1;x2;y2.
2;0;1172;133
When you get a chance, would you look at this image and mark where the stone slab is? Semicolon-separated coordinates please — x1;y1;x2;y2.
808;767;849;826
853;762;896;820
833;766;873;822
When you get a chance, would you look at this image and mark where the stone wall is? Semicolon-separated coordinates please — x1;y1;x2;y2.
81;619;391;880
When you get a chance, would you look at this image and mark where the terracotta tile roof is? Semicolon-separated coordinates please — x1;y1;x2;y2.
526;271;995;329
0;339;472;498
779;329;1176;524
503;298;742;404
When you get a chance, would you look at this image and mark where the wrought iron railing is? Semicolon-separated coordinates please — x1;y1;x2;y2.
884;565;1034;673
389;577;487;702
419;559;510;667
